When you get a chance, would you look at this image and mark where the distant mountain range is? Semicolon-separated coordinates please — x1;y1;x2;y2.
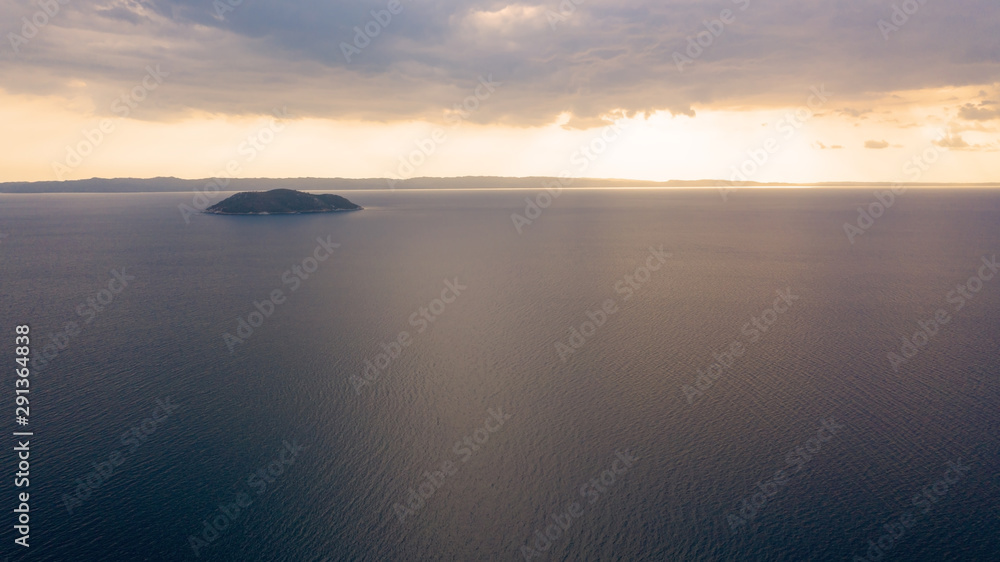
1;177;998;193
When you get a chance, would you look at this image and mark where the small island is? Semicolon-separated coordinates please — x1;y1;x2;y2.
205;189;363;215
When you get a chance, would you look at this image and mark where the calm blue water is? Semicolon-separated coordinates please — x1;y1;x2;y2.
1;188;998;561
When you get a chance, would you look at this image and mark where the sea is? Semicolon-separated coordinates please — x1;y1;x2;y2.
1;187;998;561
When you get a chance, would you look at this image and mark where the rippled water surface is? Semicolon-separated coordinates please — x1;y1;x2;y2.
1;188;998;561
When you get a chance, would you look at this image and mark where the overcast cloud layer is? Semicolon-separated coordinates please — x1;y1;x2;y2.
1;0;998;128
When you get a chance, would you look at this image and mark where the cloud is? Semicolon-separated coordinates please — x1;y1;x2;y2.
932;131;998;151
94;0;154;24
0;0;998;128
865;140;890;149
934;133;970;148
948;120;998;133
837;108;872;119
959;102;1000;121
814;141;843;149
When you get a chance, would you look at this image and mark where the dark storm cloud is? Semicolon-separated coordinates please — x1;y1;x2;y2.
1;0;997;127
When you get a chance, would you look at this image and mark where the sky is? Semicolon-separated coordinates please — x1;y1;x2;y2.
0;0;998;183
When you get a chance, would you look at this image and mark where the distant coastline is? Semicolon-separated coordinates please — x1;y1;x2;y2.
2;177;1000;193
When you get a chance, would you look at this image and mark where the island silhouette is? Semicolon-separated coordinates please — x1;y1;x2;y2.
205;189;362;215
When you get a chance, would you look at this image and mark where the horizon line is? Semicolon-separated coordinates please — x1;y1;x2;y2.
3;175;1000;187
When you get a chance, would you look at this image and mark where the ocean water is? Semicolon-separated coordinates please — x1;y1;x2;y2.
1;188;998;561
